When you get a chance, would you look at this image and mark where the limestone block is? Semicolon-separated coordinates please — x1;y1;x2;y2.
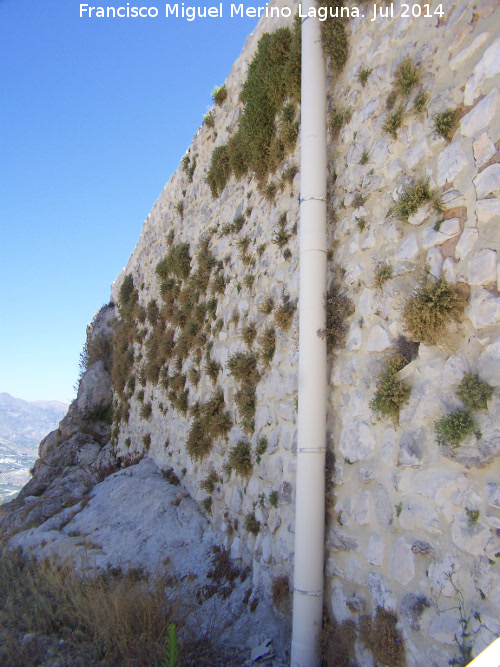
366;325;391;352
442;257;458;284
354;490;370;526
456;227;479;260
361;227;376;249
451;515;491;556
408;204;430;226
346;323;362;352
345;557;363;585
467;289;500;328
437;142;469;187
464;37;500;105
327;528;358;553
474;164;500;199
339;421;377;463
473;133;497;168
468;249;498;286
399;499;442;534
440;354;470;387
429;614;461;645
449;32;489;70
486;483;500;509
395;235;419;261
344;263;364;285
461;87;500;138
405;136;431;170
477;198;500;223
366;572;397;612
440;218;462;237
374;484;394;529
441;189;466;209
427;247;443;278
365;534;384;566
399;428;427;467
400;592;431;632
422;227;448;249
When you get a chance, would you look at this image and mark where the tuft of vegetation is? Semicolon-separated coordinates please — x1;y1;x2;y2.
329;106;352;136
201;497;213;514
389;177;432;221
258;295;274;315
203;111;215;128
211;84;227;106
435;410;478;448
206;21;301;196
394;57;420;96
200;471;219;494
186;389;232;461
358;67;372;86
226;440;253;478
359;149;369;165
414;90;429;114
258;326;276;366
353;193;364;209
373;261;393;289
156;243;192;281
241;323;257;349
282;163;298;186
274;299;296;331
269;490;279;509
227;352;259;385
457;373;494;412
402;277;465;346
255;436;268;464
370;354;411;423
382;107;404;138
321;615;357;667
319;0;349;71
244;512;261;535
360;608;406;667
323;283;354;352
433;108;459;142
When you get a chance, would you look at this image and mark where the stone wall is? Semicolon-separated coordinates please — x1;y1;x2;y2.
96;1;500;663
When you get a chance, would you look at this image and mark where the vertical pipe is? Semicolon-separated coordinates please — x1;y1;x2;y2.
290;1;327;665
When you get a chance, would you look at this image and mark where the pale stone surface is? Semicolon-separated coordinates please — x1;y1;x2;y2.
440;354;470;387
468;249;498;285
366;324;391;352
473;133;497;168
427;247;443;278
461;87;500;138
366;534;385;566
442;257;458;284
450;32;489;70
465;37;500;105
474;163;500;199
467;289;500;328
399;499;442;534
395;235;419;261
429;614;461;645
422;227;448;249
437;142;469;186
366;572;397;612
339;421;376;463
477;198;500;223
456;227;479;260
390;538;415;585
451;515;491;556
486;483;500;509
478;336;500;386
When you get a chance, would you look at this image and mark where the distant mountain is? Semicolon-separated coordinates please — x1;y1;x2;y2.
0;393;68;503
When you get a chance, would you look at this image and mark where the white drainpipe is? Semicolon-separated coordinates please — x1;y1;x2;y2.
291;2;327;666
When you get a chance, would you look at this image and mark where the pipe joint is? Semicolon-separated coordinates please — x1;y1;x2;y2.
294;588;323;597
300;195;326;203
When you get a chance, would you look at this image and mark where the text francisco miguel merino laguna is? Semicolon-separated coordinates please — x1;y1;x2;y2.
79;3;370;20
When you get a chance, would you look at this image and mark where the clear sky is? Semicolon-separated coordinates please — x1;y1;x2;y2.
0;0;258;403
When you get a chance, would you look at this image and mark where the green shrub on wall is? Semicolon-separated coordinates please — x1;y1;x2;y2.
207;19;301;197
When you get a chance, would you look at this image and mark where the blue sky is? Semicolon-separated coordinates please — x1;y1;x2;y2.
0;0;258;403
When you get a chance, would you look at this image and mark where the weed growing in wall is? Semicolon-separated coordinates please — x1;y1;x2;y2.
457;374;494;411
318;0;349;71
370;354;411;423
360;608;406;667
373;261;393;289
402;276;464;346
207;20;301;196
244;512;261;535
322;283;354;352
225;440;253;478
435;410;478;448
358;67;372;86
211;84;227;106
433;108;459;142
389;178;433;221
186;389;232;461
255;436;268;463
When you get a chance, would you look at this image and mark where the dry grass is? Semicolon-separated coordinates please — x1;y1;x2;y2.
0;548;176;666
402;277;465;346
360;608;406;667
320;614;357;667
